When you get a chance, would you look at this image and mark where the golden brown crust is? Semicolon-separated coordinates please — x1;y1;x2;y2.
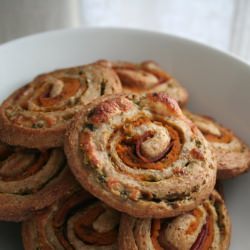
184;110;250;179
0;142;76;221
65;93;216;218
96;60;188;106
0;64;122;148
0;121;65;149
22;187;121;250
119;191;231;250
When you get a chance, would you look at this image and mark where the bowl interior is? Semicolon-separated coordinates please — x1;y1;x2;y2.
0;28;249;249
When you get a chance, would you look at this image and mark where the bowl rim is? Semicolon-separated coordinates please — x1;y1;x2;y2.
0;26;250;250
0;26;249;70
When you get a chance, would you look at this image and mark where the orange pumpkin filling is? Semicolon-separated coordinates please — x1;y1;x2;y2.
53;191;91;249
151;219;178;250
154;206;214;250
116;119;181;170
202;126;232;143
114;62;170;92
53;192;92;228
151;219;164;250
186;208;203;235
190;205;214;250
53;191;117;248
0;147;49;182
39;78;81;107
74;204;117;245
7;78;82;128
141;61;171;83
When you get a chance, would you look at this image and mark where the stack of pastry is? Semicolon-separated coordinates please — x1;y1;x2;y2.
0;60;249;250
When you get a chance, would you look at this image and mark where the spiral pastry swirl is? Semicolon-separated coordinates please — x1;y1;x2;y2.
65;93;216;218
119;191;231;250
22;187;121;250
0;141;75;221
0;64;122;148
184;110;250;179
96;60;188;106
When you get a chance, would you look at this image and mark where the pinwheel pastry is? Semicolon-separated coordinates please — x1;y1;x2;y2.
0;141;76;221
184;110;250;179
96;60;188;106
65;93;216;218
119;190;231;250
22;187;121;250
0;64;122;148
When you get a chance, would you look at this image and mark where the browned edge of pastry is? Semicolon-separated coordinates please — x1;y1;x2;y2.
119;190;231;250
0;167;76;221
22;187;121;249
0;117;65;148
65;93;216;218
96;59;189;107
0;63;122;148
183;110;250;180
0;142;77;221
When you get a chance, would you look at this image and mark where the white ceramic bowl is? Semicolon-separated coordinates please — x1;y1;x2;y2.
0;27;249;250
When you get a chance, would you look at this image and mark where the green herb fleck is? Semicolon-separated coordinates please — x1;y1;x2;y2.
97;174;106;184
5;109;16;118
85;123;95;131
120;190;129;199
195;140;202;148
32;120;44;128
192;185;199;192
168;83;173;88
100;79;107;96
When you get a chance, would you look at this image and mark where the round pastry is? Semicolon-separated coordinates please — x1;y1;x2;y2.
0;64;122;148
65;93;216;218
119;190;231;250
22;187;121;250
96;60;188;106
0;141;76;221
184;110;250;179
